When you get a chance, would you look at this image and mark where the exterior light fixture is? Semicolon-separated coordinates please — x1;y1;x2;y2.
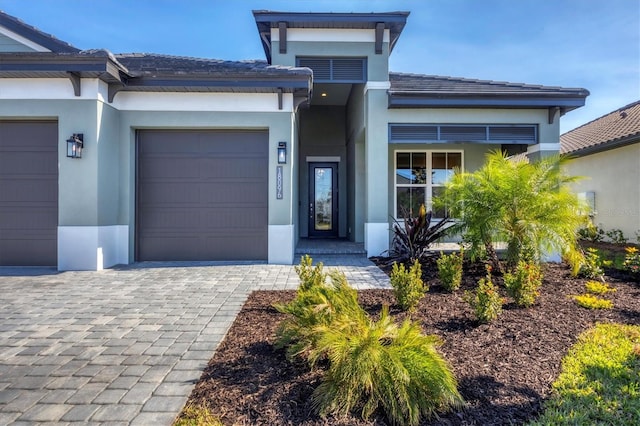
66;133;84;158
277;142;287;164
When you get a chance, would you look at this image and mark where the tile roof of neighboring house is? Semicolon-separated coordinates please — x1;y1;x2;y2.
388;72;589;111
0;10;79;53
560;100;640;156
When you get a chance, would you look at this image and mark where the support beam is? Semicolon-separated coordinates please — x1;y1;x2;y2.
277;88;283;110
67;71;81;96
375;23;385;54
108;83;123;103
278;22;287;54
548;106;560;124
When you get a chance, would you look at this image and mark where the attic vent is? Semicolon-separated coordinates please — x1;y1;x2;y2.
297;57;367;83
389;124;538;144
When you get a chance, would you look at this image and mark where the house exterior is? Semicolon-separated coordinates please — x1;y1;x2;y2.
0;10;589;270
561;101;640;239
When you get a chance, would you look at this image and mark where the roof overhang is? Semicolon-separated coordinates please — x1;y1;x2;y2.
388;91;589;114
253;10;409;63
564;133;640;157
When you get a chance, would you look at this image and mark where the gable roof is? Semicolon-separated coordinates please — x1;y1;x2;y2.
560;100;640;156
253;10;409;63
0;10;79;53
388;72;589;112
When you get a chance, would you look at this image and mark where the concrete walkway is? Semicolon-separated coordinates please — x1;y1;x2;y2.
0;256;389;425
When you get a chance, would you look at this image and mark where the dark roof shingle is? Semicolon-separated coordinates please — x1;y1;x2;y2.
560;100;640;155
0;10;79;53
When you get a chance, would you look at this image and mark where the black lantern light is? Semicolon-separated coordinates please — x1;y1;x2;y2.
277;141;286;164
66;133;84;159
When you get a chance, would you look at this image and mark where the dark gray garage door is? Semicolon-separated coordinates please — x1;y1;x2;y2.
137;130;268;261
0;121;58;266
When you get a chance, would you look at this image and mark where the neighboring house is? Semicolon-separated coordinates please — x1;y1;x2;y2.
0;10;589;270
561;101;640;240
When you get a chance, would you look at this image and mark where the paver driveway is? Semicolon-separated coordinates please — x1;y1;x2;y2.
0;257;389;425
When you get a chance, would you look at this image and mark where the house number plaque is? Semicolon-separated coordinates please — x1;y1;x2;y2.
276;166;283;199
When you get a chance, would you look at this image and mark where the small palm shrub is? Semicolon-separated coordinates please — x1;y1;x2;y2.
577;224;605;242
578;248;604;280
311;307;463;426
623;246;640;276
585;280;616;295
503;261;543;307
274;257;366;363
390;260;427;312
464;266;503;323
573;293;613;310
605;228;627;244
436;250;463;292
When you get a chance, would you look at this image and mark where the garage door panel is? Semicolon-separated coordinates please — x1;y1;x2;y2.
0;121;58;266
137;130;268;261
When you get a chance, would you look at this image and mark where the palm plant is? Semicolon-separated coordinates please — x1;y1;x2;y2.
440;150;587;270
310;306;463;426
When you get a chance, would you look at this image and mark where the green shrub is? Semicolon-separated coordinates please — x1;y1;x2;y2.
436;250;463;292
311;306;463;426
174;403;223;426
573;293;613;310
504;261;543;307
530;324;640;425
623;246;640;276
578;248;604;280
390;260;427;312
605;228;627;244
577;224;605;242
274;256;366;363
464;266;503;323
584;280;616;295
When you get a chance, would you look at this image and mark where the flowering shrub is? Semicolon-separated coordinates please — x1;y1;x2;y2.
585;280;616;295
504;261;543;307
436;250;463;292
464;266;503;323
391;260;427;312
623;247;640;276
579;248;604;280
573;294;613;310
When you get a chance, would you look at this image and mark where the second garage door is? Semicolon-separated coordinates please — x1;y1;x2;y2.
137;130;268;261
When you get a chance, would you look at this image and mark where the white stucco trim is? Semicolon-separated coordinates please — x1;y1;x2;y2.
364;222;389;257
268;225;295;264
0;26;51;52
113;92;293;112
58;225;129;271
306;156;340;162
527;143;561;153
272;28;390;43
0;78;75;99
364;81;391;92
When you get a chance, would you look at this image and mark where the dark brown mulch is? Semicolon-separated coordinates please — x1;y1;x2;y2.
184;261;640;426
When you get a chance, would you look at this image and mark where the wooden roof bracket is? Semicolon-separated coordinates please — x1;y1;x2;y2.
277;88;283;110
278;22;287;54
548;106;560;124
375;22;385;54
67;71;81;96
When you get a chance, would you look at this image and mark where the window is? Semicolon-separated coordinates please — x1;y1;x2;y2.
395;151;462;219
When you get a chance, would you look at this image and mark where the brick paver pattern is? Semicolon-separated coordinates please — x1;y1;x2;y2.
0;256;390;425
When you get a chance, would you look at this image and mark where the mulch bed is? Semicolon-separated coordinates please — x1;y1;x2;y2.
183;259;639;425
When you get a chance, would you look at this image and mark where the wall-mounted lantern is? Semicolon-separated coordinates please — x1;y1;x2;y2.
277;141;287;164
66;133;84;159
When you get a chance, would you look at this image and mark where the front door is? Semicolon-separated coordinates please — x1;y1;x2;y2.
308;162;338;237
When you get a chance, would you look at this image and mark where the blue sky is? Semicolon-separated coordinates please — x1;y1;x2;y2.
1;0;638;133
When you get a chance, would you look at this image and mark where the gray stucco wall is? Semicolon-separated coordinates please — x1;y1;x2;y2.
297;106;348;238
272;41;389;81
0;33;37;52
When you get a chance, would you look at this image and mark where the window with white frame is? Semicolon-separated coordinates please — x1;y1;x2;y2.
394;150;462;219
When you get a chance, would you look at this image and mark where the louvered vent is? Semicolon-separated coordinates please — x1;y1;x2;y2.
389;124;538;144
297;57;366;83
489;126;537;143
440;126;486;141
390;125;438;141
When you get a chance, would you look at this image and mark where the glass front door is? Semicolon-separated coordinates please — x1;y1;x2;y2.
308;162;338;237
